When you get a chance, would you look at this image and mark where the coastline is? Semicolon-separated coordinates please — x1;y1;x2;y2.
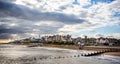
13;44;120;56
31;44;120;56
1;44;119;64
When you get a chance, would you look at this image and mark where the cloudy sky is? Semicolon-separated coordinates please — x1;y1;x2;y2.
0;0;120;41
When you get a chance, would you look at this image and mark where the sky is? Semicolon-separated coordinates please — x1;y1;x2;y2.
0;0;120;41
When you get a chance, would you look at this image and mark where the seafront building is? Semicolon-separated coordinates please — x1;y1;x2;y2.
10;35;120;46
41;35;72;42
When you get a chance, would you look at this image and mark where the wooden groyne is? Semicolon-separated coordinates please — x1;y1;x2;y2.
82;48;120;56
17;48;120;61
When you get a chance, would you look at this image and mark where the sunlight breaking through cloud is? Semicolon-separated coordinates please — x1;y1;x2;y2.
0;0;120;39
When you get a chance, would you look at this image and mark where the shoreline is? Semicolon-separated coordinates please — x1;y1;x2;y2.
43;45;120;56
26;44;120;56
9;44;120;56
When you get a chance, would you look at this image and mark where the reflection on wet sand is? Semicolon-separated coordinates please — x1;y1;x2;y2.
0;44;120;64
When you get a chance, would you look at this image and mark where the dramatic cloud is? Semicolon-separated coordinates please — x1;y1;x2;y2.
0;0;120;39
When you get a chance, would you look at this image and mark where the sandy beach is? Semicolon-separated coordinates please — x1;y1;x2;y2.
0;44;120;64
40;44;120;56
10;44;120;56
104;52;120;56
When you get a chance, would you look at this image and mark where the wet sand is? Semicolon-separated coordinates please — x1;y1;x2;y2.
104;52;120;56
14;44;120;56
0;44;120;64
41;44;120;56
